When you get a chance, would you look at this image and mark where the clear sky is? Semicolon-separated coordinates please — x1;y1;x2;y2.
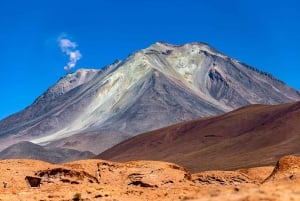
0;0;299;120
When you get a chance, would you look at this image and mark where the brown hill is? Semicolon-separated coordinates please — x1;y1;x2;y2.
97;101;300;172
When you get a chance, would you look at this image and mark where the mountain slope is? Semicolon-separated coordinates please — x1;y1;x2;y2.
0;42;299;154
97;101;300;172
0;141;95;163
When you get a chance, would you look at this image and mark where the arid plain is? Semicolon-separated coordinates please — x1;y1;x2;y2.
0;155;300;201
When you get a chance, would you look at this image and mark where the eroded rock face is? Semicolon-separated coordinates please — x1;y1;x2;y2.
192;171;253;185
94;160;192;188
35;167;99;185
275;155;300;172
264;155;300;182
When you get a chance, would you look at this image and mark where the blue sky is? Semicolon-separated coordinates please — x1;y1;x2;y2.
0;0;300;120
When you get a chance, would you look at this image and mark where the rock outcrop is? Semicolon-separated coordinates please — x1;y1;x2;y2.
264;155;300;183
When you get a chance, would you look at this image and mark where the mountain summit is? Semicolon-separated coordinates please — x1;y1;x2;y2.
0;42;299;154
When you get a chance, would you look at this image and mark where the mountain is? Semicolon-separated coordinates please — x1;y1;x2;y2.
0;141;95;163
97;101;300;172
0;42;299;154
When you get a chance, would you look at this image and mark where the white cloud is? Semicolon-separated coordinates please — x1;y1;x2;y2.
59;37;82;72
60;39;77;50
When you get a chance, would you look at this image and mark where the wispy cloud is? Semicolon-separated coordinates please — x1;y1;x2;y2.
59;37;82;73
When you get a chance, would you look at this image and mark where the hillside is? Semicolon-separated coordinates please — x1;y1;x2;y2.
0;141;95;163
98;101;300;172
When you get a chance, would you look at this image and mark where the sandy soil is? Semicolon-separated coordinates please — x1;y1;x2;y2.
0;155;300;201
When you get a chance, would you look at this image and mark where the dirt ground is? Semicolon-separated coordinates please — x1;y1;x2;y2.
0;155;300;201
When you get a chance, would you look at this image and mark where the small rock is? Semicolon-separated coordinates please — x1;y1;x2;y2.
3;181;8;188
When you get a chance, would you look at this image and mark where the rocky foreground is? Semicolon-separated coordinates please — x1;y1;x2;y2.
0;155;300;201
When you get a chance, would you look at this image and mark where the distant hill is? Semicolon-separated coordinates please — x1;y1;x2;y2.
97;101;300;172
0;141;95;163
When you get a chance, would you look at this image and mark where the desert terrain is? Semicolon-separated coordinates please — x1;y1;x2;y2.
0;155;300;201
